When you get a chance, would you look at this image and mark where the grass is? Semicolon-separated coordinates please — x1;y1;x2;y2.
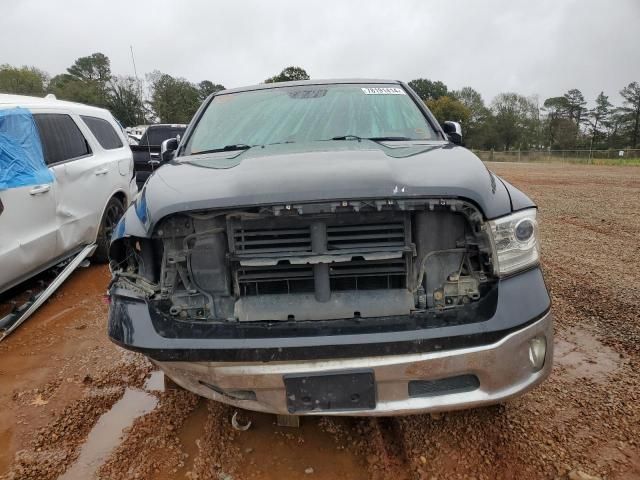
474;152;640;166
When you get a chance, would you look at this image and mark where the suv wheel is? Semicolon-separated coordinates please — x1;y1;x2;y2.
94;197;124;263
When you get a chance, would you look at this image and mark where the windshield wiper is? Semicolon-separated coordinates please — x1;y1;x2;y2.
191;144;253;155
327;135;415;142
367;136;414;141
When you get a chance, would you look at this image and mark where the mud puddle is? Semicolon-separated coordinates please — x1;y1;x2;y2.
554;328;624;383
59;388;158;480
144;370;165;392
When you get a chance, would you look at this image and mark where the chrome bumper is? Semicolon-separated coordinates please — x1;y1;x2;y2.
155;311;553;416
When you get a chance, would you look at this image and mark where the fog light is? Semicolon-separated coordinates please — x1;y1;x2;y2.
528;336;547;371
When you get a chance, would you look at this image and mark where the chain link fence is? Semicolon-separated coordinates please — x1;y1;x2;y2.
474;149;640;165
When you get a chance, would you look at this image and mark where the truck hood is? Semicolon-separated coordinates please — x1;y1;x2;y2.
135;141;512;233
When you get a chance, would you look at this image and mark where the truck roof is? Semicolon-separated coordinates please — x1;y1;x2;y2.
217;78;403;96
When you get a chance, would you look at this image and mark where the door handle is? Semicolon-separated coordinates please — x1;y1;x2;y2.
95;168;109;176
29;184;51;195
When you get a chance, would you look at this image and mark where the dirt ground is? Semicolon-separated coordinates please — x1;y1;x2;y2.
1;162;639;480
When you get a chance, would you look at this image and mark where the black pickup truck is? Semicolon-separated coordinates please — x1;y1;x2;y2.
108;79;552;417
131;124;186;188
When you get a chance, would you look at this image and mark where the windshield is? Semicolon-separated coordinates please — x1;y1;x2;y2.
141;126;186;146
185;84;440;154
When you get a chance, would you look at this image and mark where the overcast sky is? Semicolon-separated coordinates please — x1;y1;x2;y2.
2;0;639;106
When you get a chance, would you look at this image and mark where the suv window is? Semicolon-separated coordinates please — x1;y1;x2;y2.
81;115;123;150
34;114;91;165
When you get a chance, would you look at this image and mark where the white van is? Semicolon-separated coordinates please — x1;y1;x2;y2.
0;94;137;294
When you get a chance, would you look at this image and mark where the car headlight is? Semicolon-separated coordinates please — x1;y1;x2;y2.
488;208;539;275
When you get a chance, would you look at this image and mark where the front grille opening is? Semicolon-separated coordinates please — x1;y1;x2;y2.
330;274;405;291
330;259;407;290
238;259;407;296
230;213;412;298
408;374;480;398
240;278;316;296
229;215;409;257
327;223;406;250
237;264;314;295
234;226;311;254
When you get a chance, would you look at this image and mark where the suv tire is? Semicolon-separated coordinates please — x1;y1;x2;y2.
94;197;125;263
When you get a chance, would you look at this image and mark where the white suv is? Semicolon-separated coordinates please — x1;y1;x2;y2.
0;94;137;294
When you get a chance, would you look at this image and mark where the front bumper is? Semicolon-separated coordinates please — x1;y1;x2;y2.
108;267;553;415
155;311;552;416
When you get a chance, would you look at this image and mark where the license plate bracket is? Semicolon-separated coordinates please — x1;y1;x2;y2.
284;370;376;413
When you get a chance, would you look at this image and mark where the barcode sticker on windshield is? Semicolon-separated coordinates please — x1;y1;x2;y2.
361;87;406;95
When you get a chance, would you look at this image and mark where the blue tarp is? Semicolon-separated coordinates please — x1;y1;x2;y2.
0;107;53;190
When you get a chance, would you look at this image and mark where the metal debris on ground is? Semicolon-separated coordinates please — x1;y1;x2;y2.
0;244;96;341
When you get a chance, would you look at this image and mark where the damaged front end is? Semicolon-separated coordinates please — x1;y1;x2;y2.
107;196;552;415
110;197;497;325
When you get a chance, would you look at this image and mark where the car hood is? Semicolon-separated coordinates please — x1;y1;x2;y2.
137;142;512;232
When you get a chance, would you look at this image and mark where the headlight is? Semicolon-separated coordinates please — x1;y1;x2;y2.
488;208;539;275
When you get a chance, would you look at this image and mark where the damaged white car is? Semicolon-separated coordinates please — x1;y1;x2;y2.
0;94;137;294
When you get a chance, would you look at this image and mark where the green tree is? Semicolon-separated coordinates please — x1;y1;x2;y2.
198;80;225;101
49;73;105;106
49;52;112;107
491;93;540;150
563;89;587;133
67;53;111;83
0;65;48;96
603;109;628;149
426;96;470;124
452;87;493;148
107;76;145;127
619;81;640;147
543;96;570;119
542;96;574;148
408;79;448;101
588;91;612;149
148;71;201;123
264;66;310;83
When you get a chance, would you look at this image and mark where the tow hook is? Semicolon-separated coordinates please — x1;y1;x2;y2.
231;411;252;431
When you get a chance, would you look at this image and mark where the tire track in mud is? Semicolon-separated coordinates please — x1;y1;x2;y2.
189;400;239;480
366;418;411;480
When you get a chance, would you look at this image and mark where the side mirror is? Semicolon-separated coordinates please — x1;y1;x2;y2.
442;121;463;145
160;138;179;162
